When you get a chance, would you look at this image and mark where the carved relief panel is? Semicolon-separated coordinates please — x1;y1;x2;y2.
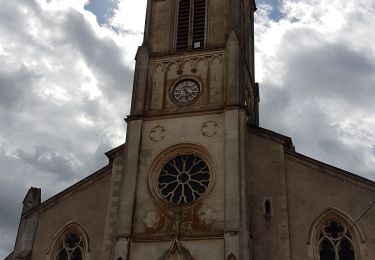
148;52;225;114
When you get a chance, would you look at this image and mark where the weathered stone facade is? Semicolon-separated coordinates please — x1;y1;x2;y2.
7;0;375;259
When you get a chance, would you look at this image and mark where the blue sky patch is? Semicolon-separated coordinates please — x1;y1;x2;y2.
257;0;283;21
85;0;119;24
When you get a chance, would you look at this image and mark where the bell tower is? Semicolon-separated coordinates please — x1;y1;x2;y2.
104;0;259;259
130;0;259;123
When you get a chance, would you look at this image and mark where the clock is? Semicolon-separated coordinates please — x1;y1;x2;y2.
172;79;200;105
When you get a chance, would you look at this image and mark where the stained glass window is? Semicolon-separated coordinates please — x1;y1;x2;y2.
318;219;355;260
158;154;210;206
55;232;85;260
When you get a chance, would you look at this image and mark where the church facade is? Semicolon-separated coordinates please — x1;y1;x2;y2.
7;0;375;259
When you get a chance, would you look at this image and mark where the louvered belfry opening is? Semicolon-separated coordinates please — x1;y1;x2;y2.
176;0;206;52
192;0;206;49
176;0;190;51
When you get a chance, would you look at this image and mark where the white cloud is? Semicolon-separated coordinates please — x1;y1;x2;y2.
0;0;147;257
108;0;147;61
37;0;90;11
110;0;147;33
256;0;375;179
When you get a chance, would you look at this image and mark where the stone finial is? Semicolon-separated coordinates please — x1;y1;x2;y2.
22;187;41;214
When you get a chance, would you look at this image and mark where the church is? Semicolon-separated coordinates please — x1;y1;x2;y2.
7;0;375;259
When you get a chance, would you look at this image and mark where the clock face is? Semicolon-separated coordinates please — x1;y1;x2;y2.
172;79;200;105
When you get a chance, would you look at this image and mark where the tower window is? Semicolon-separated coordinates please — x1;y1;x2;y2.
176;0;206;52
176;0;190;51
192;0;205;49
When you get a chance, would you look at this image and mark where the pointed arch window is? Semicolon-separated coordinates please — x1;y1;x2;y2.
176;0;206;52
48;223;89;260
55;232;85;260
318;219;356;260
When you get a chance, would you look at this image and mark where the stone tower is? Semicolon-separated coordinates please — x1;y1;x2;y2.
103;0;258;259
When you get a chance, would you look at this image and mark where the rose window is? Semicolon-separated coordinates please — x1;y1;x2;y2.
157;154;211;206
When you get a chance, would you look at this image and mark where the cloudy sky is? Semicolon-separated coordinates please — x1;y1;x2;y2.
1;0;375;257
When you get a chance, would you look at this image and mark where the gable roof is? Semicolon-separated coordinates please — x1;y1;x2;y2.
286;150;375;191
248;125;375;191
23;143;126;217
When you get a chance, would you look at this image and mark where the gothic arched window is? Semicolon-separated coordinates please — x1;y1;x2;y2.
176;0;206;52
318;219;356;260
55;232;85;260
48;223;89;260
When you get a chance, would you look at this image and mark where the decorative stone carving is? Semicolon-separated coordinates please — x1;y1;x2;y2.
22;187;41;214
153;52;223;73
116;236;127;242
141;210;161;229
149;125;166;142
198;207;218;226
173;211;190;233
201;120;219;137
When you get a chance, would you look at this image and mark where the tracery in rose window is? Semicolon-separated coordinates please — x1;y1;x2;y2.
157;154;210;206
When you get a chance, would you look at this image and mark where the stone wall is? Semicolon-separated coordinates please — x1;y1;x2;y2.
246;128;375;260
30;172;111;259
285;153;375;259
246;131;291;260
